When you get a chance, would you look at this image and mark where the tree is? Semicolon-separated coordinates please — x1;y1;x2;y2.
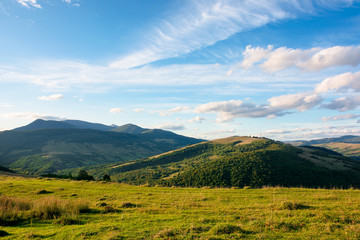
76;170;94;181
103;174;111;182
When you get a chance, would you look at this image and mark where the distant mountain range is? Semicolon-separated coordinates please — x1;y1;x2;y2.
81;136;360;188
288;135;360;160
0;119;203;174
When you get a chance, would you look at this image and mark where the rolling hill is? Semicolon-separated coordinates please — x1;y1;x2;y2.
85;136;360;188
289;135;360;160
0;120;203;174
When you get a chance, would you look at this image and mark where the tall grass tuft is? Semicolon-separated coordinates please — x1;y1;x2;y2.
0;195;32;225
33;197;90;220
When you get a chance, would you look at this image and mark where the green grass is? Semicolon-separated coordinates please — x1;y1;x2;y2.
1;176;360;239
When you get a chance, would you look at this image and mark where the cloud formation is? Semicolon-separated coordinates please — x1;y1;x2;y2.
322;113;360;122
38;94;64;101
322;96;360;112
156;123;185;131
188;116;206;123
315;71;360;93
241;45;360;72
194;92;322;122
110;0;354;68
16;0;41;8
1;112;64;121
109;108;123;113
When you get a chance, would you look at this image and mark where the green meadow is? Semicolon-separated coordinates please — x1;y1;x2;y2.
1;175;360;239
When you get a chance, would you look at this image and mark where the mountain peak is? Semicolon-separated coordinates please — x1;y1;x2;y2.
112;123;149;134
13;119;75;131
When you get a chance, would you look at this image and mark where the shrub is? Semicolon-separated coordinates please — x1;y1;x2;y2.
279;202;311;210
209;223;245;235
35;189;53;195
121;202;137;208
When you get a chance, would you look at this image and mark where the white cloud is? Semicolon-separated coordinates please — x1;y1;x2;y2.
109;108;123;113
110;0;353;68
241;45;274;69
155;106;190;117
62;0;80;7
241;45;360;72
268;93;322;111
298;46;360;71
322;96;360;112
16;0;41;8
1;112;64;120
38;94;64;101
156;123;185;131
315;71;360;93
194;92;322;122
266;125;360;141
322;113;360;122
134;108;145;113
188;116;206;123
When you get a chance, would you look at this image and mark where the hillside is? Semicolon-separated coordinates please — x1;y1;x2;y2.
289;135;360;160
2;176;360;239
87;136;360;188
0;127;203;175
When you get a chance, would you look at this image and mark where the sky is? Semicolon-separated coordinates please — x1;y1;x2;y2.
0;0;359;141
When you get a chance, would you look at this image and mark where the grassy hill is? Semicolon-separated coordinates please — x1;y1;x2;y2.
1;175;360;239
86;136;360;188
0;128;203;175
289;135;360;160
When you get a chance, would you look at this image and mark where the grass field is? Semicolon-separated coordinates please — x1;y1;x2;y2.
1;175;360;239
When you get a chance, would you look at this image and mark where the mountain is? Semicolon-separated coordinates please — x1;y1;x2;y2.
0;121;203;174
112;123;149;134
288;135;360;160
13;119;76;131
13;119;117;131
86;136;360;188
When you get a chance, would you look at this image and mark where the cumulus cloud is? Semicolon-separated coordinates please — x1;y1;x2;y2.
38;94;64;101
241;45;360;72
194;92;322;122
16;0;41;8
322;96;360;112
268;93;322;111
156;123;185;131
188;116;206;123
322;113;360;122
109;108;123;113
315;71;360;93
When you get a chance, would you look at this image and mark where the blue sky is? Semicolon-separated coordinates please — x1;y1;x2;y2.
0;0;359;140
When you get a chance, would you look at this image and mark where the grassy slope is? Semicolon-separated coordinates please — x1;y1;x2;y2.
1;175;360;239
0;128;202;174
87;137;360;188
313;142;360;159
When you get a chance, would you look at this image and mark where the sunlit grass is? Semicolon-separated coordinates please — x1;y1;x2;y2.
0;175;360;239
